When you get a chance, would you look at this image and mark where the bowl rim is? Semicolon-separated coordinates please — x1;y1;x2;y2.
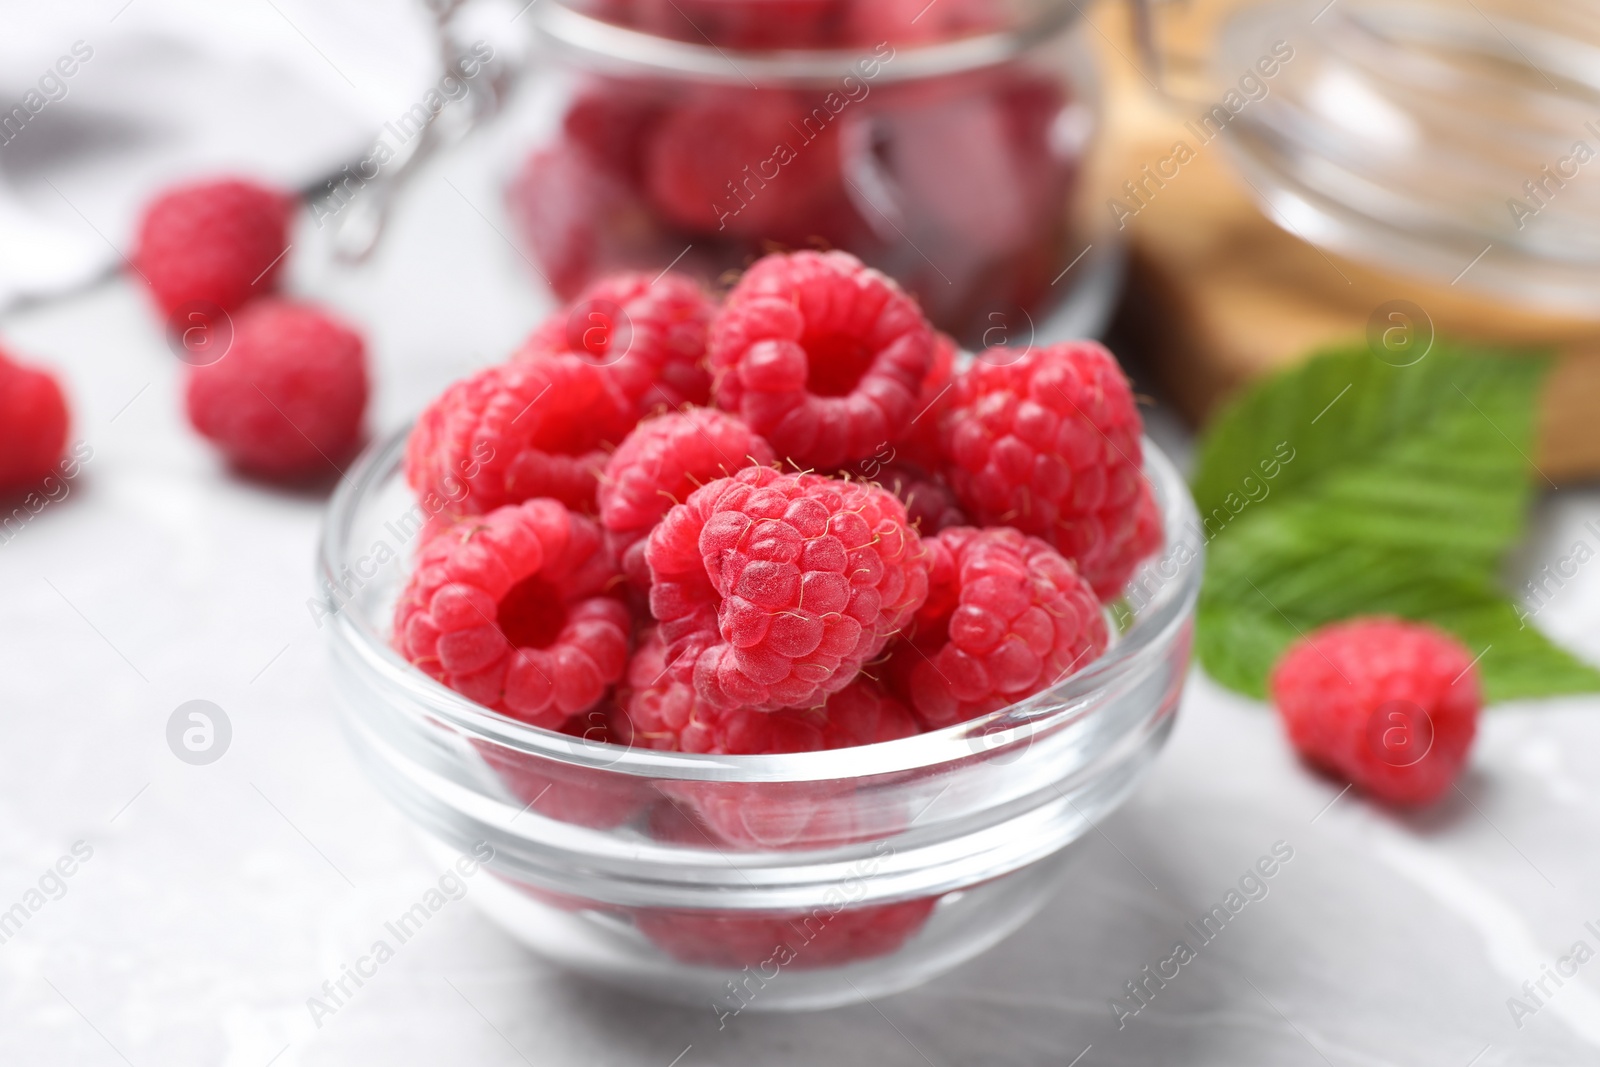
319;423;1202;784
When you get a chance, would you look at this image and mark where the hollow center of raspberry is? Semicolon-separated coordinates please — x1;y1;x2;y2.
496;575;568;649
804;332;875;398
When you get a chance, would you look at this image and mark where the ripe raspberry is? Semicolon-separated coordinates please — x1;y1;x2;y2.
891;330;957;472
709;250;934;470
405;354;631;517
940;341;1160;599
871;462;964;535
520;271;715;419
133;178;293;316
617;629;917;754
184;299;367;481
392;499;630;729
1269;618;1481;807
562;81;665;183
0;349;69;496
646;465;929;711
633;897;937;969
598;408;775;589
506;141;667;300
888;526;1107;728
643;92;845;238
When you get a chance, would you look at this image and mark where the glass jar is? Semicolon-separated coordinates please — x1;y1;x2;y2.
319;425;1200;1009
494;0;1120;345
1214;0;1600;311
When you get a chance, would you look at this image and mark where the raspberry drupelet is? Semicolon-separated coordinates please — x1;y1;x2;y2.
519;271;716;419
888;526;1108;728
1269;617;1481;806
646;465;929;711
393;499;630;729
404;354;632;517
708;250;934;471
133;177;293;316
940;341;1160;599
598;408;775;589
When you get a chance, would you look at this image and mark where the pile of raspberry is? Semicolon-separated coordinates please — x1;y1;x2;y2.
393;249;1160;963
396;248;1159;774
506;28;1079;338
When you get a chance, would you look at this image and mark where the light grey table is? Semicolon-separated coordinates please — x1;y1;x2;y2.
4;113;1600;1067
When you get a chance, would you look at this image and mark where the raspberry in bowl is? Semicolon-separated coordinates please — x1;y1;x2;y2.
319;257;1200;1009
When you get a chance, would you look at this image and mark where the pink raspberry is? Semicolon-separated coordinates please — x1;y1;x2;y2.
645;465;929;711
133;177;293;317
0;348;69;496
404;354;631;517
184;299;367;481
633;897;937;969
1269;618;1481;807
708;250;934;470
888;526;1107;728
598;408;775;589
392;499;630;729
940;341;1160;599
872;462;965;535
520;271;715;419
505;141;667;301
643;92;846;238
617;629;917;754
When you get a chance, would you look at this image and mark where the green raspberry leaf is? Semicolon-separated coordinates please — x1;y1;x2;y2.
1192;341;1600;703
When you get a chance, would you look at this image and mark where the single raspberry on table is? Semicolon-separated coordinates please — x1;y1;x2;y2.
184;299;367;481
520;271;715;419
940;341;1160;599
616;628;917;754
598;408;775;589
708;250;935;471
393;499;630;729
1269;617;1481;807
405;353;631;518
870;461;965;536
0;349;69;496
133;177;293;316
887;526;1107;729
646;465;929;711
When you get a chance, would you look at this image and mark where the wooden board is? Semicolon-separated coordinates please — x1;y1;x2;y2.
1083;0;1600;481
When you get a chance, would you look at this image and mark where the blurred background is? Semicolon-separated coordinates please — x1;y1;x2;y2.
4;0;1600;1063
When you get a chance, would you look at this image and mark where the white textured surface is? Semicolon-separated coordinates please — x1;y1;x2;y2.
4;71;1600;1067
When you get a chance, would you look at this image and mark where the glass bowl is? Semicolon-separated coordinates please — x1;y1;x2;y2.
317;425;1200;1011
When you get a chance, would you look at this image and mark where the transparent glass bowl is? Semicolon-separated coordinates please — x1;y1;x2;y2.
318;427;1200;1010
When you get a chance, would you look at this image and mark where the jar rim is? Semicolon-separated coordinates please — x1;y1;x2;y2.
319;420;1202;784
532;1;1084;84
